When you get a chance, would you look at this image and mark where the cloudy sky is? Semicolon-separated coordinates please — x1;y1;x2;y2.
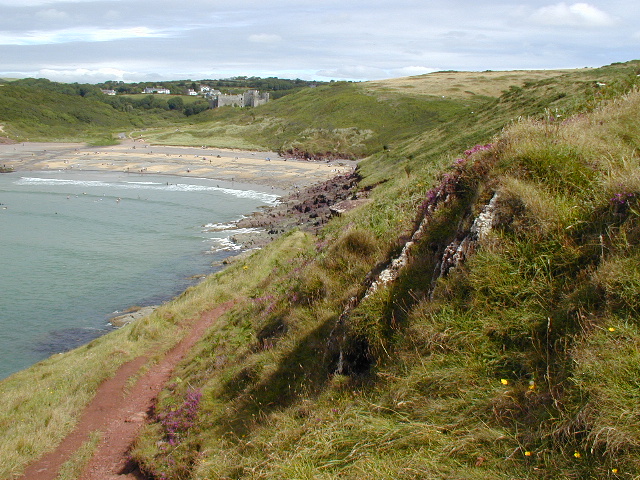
0;0;637;83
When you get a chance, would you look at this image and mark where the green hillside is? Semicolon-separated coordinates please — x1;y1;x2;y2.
1;60;640;479
136;62;640;162
0;83;181;144
131;62;640;479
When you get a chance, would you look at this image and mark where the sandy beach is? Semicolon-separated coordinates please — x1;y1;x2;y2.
0;139;356;193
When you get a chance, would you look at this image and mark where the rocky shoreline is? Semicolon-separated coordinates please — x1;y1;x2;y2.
108;170;366;326
109;306;159;327
216;170;368;253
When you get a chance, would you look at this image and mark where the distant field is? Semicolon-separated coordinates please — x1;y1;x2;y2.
366;68;594;98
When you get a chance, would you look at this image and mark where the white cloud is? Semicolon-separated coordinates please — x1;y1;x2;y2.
317;65;440;81
0;1;636;83
0;0;102;5
104;10;122;21
247;33;282;44
37;67;130;82
392;66;439;77
35;9;70;21
316;65;389;80
531;2;617;27
0;26;172;46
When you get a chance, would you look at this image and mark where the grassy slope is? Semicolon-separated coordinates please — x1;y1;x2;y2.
128;61;640;479
137;62;638;162
1;60;640;479
135;82;481;156
0;84;179;143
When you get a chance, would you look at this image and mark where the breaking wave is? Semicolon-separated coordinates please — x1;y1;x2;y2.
15;177;280;205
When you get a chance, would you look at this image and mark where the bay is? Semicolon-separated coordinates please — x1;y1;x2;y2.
0;170;277;379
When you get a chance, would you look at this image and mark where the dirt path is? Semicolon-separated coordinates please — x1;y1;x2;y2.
20;302;234;480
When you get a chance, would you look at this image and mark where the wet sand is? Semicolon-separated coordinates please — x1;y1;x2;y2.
0;139;356;193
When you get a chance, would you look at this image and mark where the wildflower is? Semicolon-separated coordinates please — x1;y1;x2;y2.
524;451;532;456
610;191;636;207
612;468;619;473
573;451;581;458
528;381;536;390
463;143;493;156
608;327;616;332
500;379;509;385
243;265;248;270
158;388;202;446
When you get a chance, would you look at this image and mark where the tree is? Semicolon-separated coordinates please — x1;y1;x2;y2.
184;100;209;116
167;97;184;111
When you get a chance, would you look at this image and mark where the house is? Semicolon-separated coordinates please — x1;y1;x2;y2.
143;87;171;94
100;89;116;96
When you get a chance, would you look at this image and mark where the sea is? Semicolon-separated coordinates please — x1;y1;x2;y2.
0;170;278;380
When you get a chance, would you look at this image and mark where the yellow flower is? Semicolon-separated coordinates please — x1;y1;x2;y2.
528;380;536;390
500;379;509;385
612;468;618;473
573;451;581;458
524;451;532;457
608;327;616;332
243;265;249;270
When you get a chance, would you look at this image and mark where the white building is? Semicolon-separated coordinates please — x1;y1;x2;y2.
143;87;171;94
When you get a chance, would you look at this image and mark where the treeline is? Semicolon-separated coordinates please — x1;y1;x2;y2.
10;76;325;116
101;94;211;116
11;78;104;98
12;76;323;97
100;76;324;96
9;78;209;116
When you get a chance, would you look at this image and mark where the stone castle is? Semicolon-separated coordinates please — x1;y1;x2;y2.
210;89;270;108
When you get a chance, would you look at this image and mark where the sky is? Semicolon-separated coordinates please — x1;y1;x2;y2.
0;0;637;83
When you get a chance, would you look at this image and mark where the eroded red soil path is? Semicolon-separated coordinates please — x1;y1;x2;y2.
20;302;233;480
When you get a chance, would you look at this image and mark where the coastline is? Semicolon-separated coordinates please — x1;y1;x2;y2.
0;139;357;194
0;141;361;332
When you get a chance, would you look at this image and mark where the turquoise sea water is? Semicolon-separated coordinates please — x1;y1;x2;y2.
0;170;277;380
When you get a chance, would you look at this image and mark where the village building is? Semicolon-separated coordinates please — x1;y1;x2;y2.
143;87;171;94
